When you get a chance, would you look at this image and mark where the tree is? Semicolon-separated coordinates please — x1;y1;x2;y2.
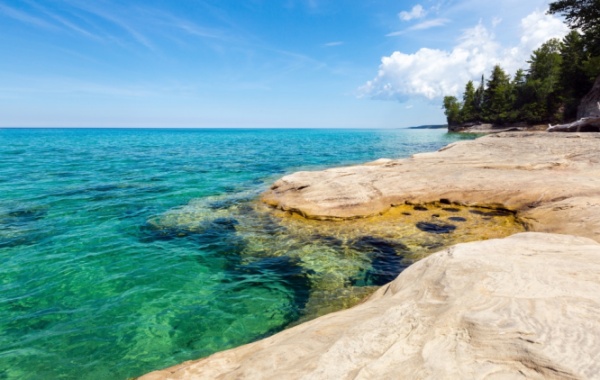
460;81;477;123
520;39;563;123
442;96;461;126
549;0;600;54
482;65;512;123
510;69;527;121
473;75;485;118
559;31;593;120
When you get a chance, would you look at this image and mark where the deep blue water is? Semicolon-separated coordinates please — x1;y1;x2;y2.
0;128;475;379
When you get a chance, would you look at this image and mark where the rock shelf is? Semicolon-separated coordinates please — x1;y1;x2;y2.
141;132;600;380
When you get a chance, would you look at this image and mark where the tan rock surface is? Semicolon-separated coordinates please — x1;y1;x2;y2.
263;132;600;242
141;132;600;379
140;233;600;380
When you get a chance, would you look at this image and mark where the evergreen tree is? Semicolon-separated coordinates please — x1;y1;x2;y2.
482;65;512;123
460;81;477;123
510;69;527;122
559;31;593;120
473;75;485;119
522;39;563;123
549;0;600;55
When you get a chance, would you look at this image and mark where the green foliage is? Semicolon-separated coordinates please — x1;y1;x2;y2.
442;30;599;126
460;81;477;122
549;0;600;55
473;75;485;118
521;39;564;123
482;65;513;123
510;69;527;121
442;96;461;125
559;31;593;120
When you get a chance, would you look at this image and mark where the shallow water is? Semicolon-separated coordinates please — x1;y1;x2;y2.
0;128;511;379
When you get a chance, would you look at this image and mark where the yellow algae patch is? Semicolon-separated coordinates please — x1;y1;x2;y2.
266;202;525;260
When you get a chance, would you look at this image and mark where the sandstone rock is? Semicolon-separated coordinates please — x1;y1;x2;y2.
140;232;600;380
262;132;600;242
578;75;600;119
141;132;600;379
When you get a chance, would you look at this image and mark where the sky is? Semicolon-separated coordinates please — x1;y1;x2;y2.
0;0;570;128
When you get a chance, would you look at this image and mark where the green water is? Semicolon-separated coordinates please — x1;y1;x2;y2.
0;128;478;379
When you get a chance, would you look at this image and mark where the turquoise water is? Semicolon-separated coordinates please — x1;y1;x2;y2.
0;128;475;379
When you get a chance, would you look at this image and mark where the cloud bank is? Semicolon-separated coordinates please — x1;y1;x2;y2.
360;10;569;101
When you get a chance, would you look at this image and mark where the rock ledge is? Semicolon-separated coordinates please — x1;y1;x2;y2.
141;132;600;379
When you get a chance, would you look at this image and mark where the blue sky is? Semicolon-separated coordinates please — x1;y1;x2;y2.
0;0;568;128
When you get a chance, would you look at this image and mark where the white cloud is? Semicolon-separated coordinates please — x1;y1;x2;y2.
519;9;568;52
399;5;426;21
492;17;502;28
360;10;569;101
323;41;344;47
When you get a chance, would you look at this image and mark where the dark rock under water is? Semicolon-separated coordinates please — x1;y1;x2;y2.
416;221;457;234
351;236;409;286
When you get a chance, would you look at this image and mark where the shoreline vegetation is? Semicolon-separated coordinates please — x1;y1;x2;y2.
443;1;600;133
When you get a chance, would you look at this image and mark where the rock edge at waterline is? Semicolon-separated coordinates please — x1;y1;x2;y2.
141;233;600;380
263;132;600;242
141;132;600;379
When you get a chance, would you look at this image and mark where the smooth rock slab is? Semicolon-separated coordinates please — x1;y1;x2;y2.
262;132;600;243
140;233;600;380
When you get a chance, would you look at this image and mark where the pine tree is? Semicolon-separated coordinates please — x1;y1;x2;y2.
473;75;485;119
549;0;600;55
482;65;512;123
510;69;527;122
460;81;477;123
521;39;563;123
559;31;593;120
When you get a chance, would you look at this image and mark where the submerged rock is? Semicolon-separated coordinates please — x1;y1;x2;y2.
415;221;456;234
262;133;600;242
140;233;600;380
351;236;409;286
469;208;513;217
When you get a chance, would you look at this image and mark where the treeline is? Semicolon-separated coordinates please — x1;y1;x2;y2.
443;0;600;126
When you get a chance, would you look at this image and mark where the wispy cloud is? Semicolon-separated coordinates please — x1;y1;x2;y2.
0;3;56;30
323;41;344;47
23;0;99;40
387;18;450;36
409;18;450;31
399;4;426;21
70;3;156;50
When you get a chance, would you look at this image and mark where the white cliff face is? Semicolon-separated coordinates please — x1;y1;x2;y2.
141;233;600;380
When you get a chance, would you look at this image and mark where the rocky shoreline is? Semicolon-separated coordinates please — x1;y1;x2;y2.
141;132;600;379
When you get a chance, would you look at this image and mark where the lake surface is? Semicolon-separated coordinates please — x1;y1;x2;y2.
0;128;477;379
